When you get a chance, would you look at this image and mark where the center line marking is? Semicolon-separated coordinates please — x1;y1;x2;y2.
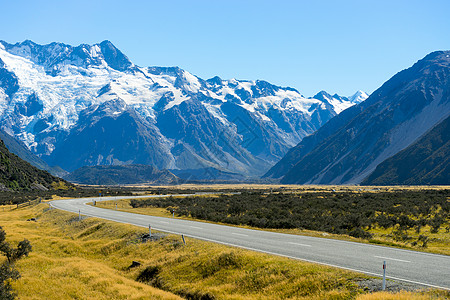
288;242;312;247
374;256;411;263
189;226;203;230
232;233;248;237
159;221;169;224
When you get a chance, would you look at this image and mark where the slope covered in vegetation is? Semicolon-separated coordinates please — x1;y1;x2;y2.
0;138;67;191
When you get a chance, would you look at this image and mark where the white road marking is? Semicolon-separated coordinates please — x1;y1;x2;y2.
159;221;169;224
288;242;312;247
189;226;203;230
374;256;411;263
232;233;248;237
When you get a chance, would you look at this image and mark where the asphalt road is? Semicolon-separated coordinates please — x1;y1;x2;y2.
50;195;450;290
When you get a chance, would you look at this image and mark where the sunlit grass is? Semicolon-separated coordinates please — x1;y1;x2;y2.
356;290;448;300
0;203;448;299
0;204;180;299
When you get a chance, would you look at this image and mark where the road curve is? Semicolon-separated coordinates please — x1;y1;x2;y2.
50;195;450;290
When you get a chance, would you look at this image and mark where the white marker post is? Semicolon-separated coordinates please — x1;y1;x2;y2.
172;209;175;218
149;225;152;238
181;234;186;245
78;210;81;221
382;261;386;290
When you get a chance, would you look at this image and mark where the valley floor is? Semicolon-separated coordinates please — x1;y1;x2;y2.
0;201;448;299
94;186;450;256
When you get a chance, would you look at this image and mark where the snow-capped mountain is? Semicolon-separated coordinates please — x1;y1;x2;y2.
0;40;367;178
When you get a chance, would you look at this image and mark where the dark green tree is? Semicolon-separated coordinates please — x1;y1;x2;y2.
0;226;32;300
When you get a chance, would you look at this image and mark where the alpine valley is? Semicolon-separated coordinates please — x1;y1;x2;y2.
0;40;367;180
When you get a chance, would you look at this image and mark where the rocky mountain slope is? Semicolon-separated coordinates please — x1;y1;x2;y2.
0;40;367;178
266;51;450;184
362;115;449;185
65;164;179;185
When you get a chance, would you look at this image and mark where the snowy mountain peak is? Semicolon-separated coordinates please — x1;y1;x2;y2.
313;91;334;101
0;39;366;177
97;40;133;71
0;40;133;75
206;76;223;86
348;90;369;103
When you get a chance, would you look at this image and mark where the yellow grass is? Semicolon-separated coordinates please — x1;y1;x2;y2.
356;290;447;300
0;203;448;299
1;204;180;300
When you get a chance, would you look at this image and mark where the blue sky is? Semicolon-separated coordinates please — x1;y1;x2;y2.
1;0;449;97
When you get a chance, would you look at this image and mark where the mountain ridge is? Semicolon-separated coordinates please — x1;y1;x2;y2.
266;50;450;184
0;40;367;178
362;114;450;185
65;164;179;185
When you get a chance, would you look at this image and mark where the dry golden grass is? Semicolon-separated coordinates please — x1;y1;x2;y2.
0;204;181;300
366;225;450;256
0;203;448;299
356;290;447;300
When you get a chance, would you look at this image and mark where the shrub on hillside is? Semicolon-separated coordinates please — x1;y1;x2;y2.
0;226;32;300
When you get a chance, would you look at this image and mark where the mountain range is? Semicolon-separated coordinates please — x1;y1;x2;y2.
266;51;450;185
0;40;367;179
65;164;179;185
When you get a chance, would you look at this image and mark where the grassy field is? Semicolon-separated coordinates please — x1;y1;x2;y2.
0;202;448;299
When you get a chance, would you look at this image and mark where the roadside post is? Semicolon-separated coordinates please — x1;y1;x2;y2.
78;210;81;221
382;261;386;290
149;225;152;238
181;234;186;245
172;209;175;218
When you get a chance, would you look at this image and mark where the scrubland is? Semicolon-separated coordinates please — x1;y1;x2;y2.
97;188;450;255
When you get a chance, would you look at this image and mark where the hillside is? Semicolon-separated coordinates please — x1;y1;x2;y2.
0;137;66;190
0;128;67;177
265;51;450;184
362;115;450;185
65;164;179;185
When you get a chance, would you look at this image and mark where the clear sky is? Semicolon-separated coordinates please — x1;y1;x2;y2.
1;0;449;97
